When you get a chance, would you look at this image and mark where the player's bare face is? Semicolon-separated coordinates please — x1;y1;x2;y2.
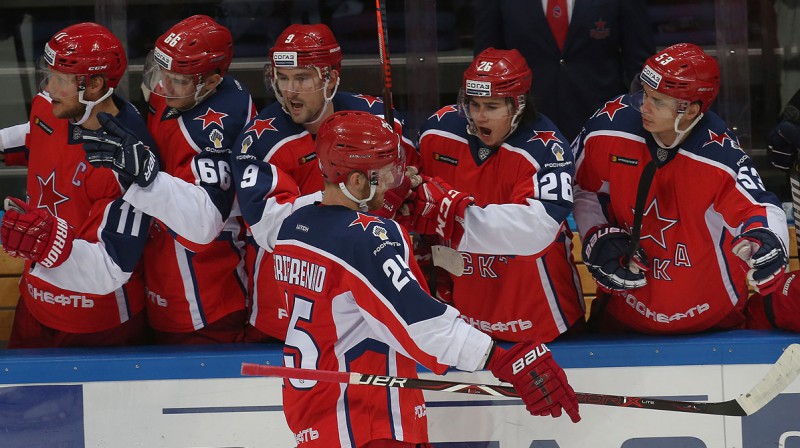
640;86;681;138
276;67;327;124
469;97;513;148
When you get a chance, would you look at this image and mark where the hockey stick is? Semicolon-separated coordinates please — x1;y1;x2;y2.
624;160;656;266
375;0;394;127
242;343;800;416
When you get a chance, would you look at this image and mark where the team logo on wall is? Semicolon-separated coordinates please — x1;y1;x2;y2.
590;18;611;39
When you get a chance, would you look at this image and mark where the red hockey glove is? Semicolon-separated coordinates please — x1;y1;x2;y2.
374;166;422;219
582;226;649;292
732;227;788;294
1;197;75;268
407;176;473;248
487;341;580;423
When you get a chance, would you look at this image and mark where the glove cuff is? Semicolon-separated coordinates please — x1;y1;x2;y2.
38;216;75;268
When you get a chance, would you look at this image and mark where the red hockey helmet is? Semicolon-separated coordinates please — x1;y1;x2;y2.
639;43;720;113
269;24;342;74
42;22;127;88
460;48;532;139
317;111;403;188
153;15;233;77
462;47;532;99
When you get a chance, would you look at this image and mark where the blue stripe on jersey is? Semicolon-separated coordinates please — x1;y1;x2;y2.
184;250;208;327
540;251;569;326
223;232;248;298
743;215;769;229
718;230;742;300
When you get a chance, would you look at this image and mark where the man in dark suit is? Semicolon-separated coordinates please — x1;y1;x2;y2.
475;0;654;142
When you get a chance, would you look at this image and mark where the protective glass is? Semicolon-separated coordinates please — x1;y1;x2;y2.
458;88;514;121
267;64;326;95
37;56;79;99
370;147;406;190
629;77;682;117
142;50;199;99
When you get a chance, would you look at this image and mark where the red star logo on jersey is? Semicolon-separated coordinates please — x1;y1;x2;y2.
527;130;561;146
433;105;457;121
596;97;627;121
349;212;383;231
702;130;732;148
246;118;278;138
194;107;228;130
354;94;384;108
635;199;678;250
36;171;69;216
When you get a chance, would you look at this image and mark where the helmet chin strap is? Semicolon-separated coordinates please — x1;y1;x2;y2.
652;112;704;150
73;87;114;126
303;76;340;128
340;182;377;212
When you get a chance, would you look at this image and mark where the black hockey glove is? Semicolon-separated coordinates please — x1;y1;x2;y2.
81;112;160;189
582;226;649;292
732;227;788;295
766;120;800;171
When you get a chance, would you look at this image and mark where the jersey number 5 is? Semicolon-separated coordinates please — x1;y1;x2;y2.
284;294;319;389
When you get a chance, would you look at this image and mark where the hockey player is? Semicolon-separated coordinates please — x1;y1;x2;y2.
0;23;154;348
231;23;417;342
572;43;792;334
80;15;256;344
406;48;585;343
274;110;580;447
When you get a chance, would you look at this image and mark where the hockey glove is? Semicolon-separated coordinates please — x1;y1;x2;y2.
374;166;422;219
582;226;649;291
408;176;474;248
487;341;580;423
1;197;74;268
732;227;788;294
766;120;800;171
81;112;160;189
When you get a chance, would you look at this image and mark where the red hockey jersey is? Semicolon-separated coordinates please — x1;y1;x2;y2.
20;93;152;333
573;94;790;333
232;92;418;340
417;106;585;343
275;204;492;447
132;76;256;332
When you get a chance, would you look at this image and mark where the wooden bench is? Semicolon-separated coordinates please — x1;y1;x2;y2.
0;250;24;346
572;229;800;320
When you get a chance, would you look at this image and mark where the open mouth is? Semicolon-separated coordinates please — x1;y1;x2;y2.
478;126;492;138
290;101;304;112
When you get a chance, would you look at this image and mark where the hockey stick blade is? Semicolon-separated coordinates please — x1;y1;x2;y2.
243;345;800;416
